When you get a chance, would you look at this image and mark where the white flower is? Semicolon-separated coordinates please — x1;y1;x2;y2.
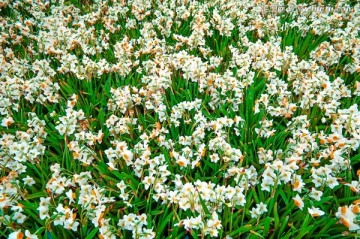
345;181;360;193
309;188;323;201
13;211;26;224
250;207;261;219
308;207;325;217
8;230;24;239
22;176;36;186
37;197;51;220
293;195;304;210
335;205;360;231
25;230;38;239
65;189;76;204
1;115;14;127
257;202;268;214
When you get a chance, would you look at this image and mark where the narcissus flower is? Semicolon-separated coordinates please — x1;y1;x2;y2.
309;188;323;201
293;194;304;210
308;207;325;217
335;205;360;231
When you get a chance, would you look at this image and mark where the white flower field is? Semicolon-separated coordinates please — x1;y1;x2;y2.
0;0;360;238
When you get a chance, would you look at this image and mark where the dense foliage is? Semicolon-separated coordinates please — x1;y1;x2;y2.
0;0;360;238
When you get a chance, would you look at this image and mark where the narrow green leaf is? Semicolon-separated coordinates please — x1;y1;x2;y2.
25;191;47;200
85;228;99;239
156;211;173;238
198;192;210;216
277;215;289;237
228;224;253;236
263;217;271;237
250;230;265;239
273;202;280;232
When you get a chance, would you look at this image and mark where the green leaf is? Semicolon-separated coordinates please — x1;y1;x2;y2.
150;210;164;216
156;211;173;238
295;225;314;239
263;217;271;236
228;224;253;236
351;154;360;165
85;228;99;239
277;215;289;237
250;230;265;239
190;230;200;239
198;192;211;217
25;191;47;200
273;202;280;232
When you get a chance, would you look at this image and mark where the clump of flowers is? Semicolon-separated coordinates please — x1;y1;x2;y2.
1;0;360;238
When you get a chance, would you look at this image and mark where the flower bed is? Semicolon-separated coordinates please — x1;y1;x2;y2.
0;0;359;238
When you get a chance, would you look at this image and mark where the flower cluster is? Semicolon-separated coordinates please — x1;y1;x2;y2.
1;0;360;238
118;213;155;239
